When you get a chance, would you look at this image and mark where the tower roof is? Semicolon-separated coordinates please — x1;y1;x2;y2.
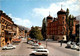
57;8;66;15
47;15;53;19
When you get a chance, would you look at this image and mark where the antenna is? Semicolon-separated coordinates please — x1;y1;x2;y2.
49;11;50;16
61;4;62;8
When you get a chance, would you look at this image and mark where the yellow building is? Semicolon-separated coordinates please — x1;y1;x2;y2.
0;10;14;47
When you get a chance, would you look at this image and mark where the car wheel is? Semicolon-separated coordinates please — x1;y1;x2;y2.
2;49;5;50
5;48;7;50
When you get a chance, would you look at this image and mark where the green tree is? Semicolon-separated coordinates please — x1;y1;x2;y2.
66;8;69;41
66;8;75;41
66;8;69;24
29;26;43;40
36;30;43;41
41;18;46;40
68;15;75;41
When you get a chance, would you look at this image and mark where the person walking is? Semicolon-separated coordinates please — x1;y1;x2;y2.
60;38;64;47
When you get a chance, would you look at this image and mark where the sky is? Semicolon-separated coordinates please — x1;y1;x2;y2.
0;0;80;28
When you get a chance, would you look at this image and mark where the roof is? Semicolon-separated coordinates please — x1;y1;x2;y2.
0;10;14;23
47;15;53;19
57;8;66;15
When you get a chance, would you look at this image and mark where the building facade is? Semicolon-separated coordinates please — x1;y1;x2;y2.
0;10;14;47
13;24;19;39
46;8;78;41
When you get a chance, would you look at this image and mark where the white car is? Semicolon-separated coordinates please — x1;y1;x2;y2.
28;41;34;45
32;43;39;46
36;46;44;49
2;44;16;50
71;44;78;50
32;45;44;49
31;43;39;49
30;49;49;56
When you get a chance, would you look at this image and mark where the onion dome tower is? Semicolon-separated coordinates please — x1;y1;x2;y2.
57;8;66;15
46;12;53;23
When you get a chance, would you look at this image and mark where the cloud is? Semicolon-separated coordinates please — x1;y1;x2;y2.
33;0;80;17
8;14;32;28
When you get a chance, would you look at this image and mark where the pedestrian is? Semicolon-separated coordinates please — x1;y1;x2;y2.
60;37;64;47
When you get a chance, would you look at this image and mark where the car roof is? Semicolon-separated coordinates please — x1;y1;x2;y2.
35;49;48;51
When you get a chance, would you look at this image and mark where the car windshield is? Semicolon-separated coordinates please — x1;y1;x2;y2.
7;46;12;47
7;44;13;47
34;49;47;52
37;50;47;52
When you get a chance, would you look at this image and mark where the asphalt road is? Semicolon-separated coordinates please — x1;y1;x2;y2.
0;38;80;56
0;38;33;56
41;41;80;56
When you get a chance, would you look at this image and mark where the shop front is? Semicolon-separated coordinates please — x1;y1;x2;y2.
5;30;14;45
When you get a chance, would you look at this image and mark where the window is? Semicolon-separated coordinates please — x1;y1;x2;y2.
62;17;64;19
63;21;64;24
37;50;47;52
2;25;4;30
2;18;5;23
1;32;4;37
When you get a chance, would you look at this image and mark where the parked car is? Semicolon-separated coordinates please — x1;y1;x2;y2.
71;43;78;50
32;43;39;46
32;45;44;49
36;46;44;49
2;44;16;50
28;41;34;45
65;41;71;48
77;42;80;46
31;43;39;49
30;49;49;56
77;42;80;51
8;44;16;49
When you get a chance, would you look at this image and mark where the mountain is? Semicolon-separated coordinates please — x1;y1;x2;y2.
18;25;30;32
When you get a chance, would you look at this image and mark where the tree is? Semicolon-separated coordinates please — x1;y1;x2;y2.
66;8;69;41
66;8;69;24
66;8;75;41
36;30;43;41
68;15;75;41
41;18;46;40
29;26;43;40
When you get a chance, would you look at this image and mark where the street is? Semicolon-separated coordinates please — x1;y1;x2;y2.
41;41;80;56
0;38;32;56
0;38;80;56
